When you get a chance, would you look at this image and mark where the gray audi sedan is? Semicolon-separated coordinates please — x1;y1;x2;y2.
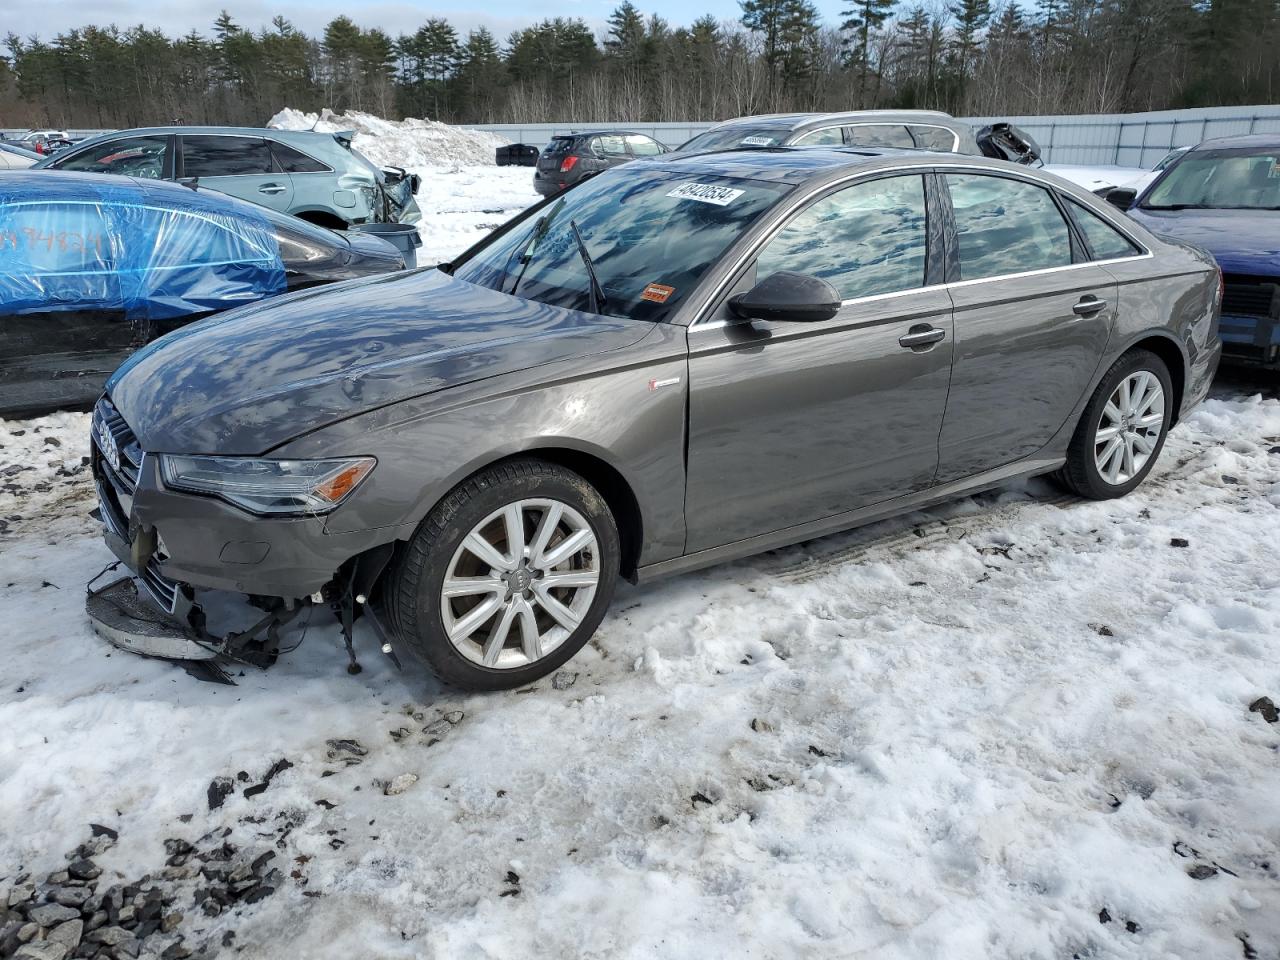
89;147;1221;690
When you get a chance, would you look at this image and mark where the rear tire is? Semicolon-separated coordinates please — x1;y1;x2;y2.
388;459;620;691
1057;348;1173;499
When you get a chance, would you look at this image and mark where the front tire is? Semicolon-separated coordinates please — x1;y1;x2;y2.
389;459;620;691
1057;348;1173;499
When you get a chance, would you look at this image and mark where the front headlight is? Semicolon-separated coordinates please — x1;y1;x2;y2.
158;456;375;516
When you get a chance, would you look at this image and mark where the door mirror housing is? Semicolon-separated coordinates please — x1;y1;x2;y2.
1104;186;1138;210
728;271;842;323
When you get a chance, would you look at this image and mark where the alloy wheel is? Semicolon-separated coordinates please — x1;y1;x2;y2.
440;498;600;669
1094;370;1165;485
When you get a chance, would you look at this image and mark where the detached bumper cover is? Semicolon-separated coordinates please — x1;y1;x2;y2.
86;576;218;660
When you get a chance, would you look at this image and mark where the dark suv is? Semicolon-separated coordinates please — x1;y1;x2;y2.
533;131;668;197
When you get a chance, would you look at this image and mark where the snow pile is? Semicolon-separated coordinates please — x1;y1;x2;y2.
267;107;509;168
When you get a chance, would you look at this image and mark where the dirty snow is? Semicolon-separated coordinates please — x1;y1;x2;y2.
1;165;1279;959
267;108;509;169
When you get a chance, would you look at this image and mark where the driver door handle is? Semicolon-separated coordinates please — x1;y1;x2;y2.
1073;296;1109;316
258;183;287;195
898;325;947;350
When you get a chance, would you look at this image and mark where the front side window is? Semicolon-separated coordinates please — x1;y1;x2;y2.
1065;197;1140;261
947;174;1072;280
845;124;914;149
792;127;844;147
453;170;789;323
626;135;663;157
182;136;273;177
54;136;169;178
755;174;928;301
1143;147;1280;211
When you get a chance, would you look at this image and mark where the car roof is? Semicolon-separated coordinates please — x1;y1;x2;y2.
67;126;344;149
646;144;991;184
551;130;650;139
0;168;251;208
707;110;957;133
1194;134;1280;151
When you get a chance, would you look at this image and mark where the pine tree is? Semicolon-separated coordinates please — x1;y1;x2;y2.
840;0;896;103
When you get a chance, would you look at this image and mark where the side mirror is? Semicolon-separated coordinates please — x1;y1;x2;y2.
1105;187;1137;210
728;271;841;323
381;165;408;186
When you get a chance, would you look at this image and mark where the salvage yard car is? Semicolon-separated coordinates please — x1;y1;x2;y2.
34;126;422;228
87;146;1221;691
0;171;406;417
1106;135;1280;367
534;130;669;197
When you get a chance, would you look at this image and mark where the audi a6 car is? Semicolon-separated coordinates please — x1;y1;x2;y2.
35;126;422;227
88;147;1220;691
1;171;405;417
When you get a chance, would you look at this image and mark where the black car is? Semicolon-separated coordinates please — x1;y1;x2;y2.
533;131;669;197
0;170;405;417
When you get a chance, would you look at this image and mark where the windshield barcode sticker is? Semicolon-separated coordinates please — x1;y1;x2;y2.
666;182;745;206
740;135;775;147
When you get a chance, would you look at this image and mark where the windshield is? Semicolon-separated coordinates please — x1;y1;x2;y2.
678;126;790;153
1143;148;1280;210
453;168;790;322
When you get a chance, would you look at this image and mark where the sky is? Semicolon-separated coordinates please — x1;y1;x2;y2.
14;0;854;42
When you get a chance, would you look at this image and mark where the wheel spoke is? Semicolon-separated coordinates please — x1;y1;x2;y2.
482;601;519;666
446;594;503;643
1095;425;1121;443
533;584;581;631
1103;400;1123;424
1118;378;1131;414
1132;431;1155;454
540;570;599;590
464;531;511;572
515;599;542;661
1097;435;1122;469
1122;437;1136;478
539;528;594;570
529;503;564;567
502;504;526;565
1136;387;1163;417
1138;412;1163;428
442;576;506;599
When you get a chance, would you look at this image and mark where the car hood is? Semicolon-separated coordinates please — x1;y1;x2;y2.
108;268;653;455
1127;207;1280;276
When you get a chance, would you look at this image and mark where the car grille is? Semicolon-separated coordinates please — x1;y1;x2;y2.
140;556;180;613
1221;275;1278;318
92;397;144;493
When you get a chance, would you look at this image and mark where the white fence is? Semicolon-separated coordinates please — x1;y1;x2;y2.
8;104;1279;167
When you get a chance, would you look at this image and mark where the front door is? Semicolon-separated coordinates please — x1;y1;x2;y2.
684;173;954;553
936;172;1116;482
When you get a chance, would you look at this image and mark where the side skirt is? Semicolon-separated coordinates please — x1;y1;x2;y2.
635;456;1065;584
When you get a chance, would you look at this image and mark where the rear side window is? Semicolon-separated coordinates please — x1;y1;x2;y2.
845;124;914;149
756;174;928;301
626;135;663;157
271;140;329;173
791;127;844;147
54;136;168;178
182;136;273;177
1064;198;1140;261
910;125;957;152
596;135;628;157
946;174;1072;280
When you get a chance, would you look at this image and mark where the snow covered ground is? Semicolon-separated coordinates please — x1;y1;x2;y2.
2;167;1280;960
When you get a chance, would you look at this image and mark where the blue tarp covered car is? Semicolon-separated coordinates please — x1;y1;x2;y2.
1;170;406;416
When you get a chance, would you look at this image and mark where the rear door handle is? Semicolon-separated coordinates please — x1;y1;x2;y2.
898;325;947;350
258;184;287;194
1073;296;1108;316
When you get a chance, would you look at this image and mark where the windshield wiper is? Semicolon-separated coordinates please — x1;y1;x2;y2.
506;199;565;295
569;220;608;315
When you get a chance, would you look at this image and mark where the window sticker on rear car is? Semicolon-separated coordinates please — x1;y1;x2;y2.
641;282;675;303
666;182;745;206
740;135;775;147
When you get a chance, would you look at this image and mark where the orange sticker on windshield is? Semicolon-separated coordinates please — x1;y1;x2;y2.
642;283;675;303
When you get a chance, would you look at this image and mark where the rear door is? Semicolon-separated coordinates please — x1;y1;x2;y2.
179;135;294;213
936;172;1116;482
684;172;953;551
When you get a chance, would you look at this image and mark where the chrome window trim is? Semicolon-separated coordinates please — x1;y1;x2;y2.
687;161;1154;331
